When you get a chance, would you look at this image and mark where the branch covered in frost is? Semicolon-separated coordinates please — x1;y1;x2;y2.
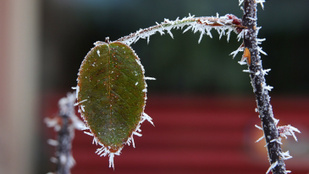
115;13;245;45
241;1;300;173
45;93;85;174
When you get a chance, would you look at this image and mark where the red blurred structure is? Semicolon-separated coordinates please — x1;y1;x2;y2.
44;94;309;174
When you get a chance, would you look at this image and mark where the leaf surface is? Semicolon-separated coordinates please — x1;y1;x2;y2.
77;41;146;152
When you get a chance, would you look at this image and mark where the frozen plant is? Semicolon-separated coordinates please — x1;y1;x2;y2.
46;0;301;173
45;93;85;174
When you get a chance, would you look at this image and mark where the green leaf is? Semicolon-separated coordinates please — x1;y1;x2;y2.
77;41;147;153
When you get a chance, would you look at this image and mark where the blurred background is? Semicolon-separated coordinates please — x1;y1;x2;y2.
1;0;309;173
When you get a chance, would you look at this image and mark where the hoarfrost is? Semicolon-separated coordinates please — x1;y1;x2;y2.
256;0;266;9
261;69;271;76
238;0;244;6
280;151;293;160
47;139;59;146
116;14;242;46
266;161;278;174
256;135;264;143
230;44;244;58
278;125;301;141
258;46;267;55
255;124;263;130
145;77;156;80
242;69;251;73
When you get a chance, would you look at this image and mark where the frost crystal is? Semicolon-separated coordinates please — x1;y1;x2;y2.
278;125;301;141
266;161;278;174
230;43;244;58
145;77;156;80
239;0;244;6
280;151;293;160
256;0;266;9
116;14;242;46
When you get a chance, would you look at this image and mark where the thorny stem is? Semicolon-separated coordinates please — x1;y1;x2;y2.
56;114;72;174
115;14;245;45
46;93;84;174
242;0;286;173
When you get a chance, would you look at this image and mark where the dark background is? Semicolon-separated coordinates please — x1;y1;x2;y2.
41;0;309;95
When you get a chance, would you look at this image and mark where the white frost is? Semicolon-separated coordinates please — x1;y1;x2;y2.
278;125;301;142
117;14;241;46
145;77;156;80
266;161;278;174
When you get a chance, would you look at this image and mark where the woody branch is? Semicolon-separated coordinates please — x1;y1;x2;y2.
242;0;286;173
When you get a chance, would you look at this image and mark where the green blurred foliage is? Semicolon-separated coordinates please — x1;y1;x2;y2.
42;0;309;95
